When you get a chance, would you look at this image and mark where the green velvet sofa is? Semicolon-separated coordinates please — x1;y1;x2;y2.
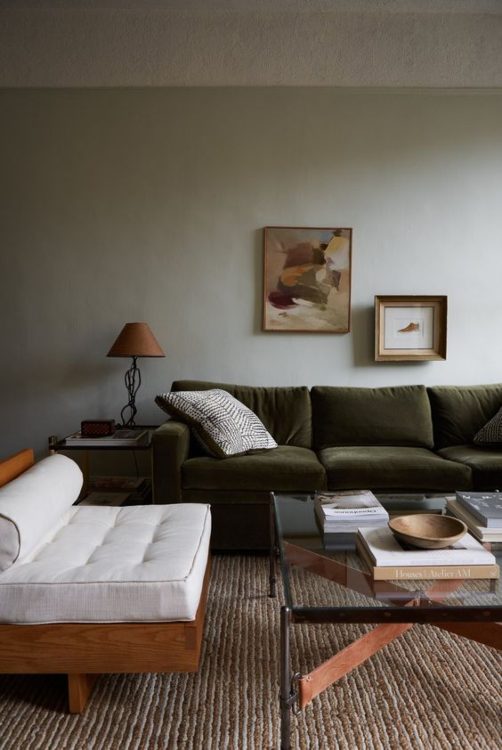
152;380;502;550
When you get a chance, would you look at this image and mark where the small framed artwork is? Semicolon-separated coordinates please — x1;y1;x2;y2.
375;295;447;361
263;226;352;333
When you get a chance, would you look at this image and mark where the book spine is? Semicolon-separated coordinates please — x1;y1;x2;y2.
322;508;388;517
323;523;388;532
371;564;499;581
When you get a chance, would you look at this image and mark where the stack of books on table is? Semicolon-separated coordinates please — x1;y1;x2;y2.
64;429;149;447
80;491;132;507
446;491;502;544
314;490;389;549
79;476;151;506
356;525;499;581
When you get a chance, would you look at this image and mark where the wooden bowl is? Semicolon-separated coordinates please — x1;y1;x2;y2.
388;514;467;550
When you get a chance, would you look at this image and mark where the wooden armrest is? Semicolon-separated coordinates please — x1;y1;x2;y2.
0;449;35;487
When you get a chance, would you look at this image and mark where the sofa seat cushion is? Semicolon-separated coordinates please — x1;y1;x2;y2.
0;504;211;624
318;446;472;492
182;446;326;492
437;445;502;490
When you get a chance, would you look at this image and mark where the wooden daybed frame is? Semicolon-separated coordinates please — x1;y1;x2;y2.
0;449;211;713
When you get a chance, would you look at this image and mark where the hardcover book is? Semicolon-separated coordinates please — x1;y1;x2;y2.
357;540;498;580
455;491;502;528
90;476;146;491
315;490;385;515
321;532;358;552
446;498;502;543
79;491;130;507
356;527;499;581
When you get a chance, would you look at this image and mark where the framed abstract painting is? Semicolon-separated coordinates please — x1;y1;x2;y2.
375;295;448;361
263;226;352;333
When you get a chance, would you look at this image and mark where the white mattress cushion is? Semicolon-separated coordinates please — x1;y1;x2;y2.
0;503;211;624
0;454;82;572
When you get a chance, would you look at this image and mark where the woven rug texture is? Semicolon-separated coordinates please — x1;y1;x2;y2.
0;555;500;750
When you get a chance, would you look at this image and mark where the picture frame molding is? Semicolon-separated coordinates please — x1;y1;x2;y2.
374;295;448;362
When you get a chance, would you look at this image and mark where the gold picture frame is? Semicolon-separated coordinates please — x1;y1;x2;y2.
375;295;447;361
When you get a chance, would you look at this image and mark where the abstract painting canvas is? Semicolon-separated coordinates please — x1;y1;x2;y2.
263;227;352;332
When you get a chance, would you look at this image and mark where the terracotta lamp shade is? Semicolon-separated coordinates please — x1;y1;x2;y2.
107;323;165;358
107;323;165;428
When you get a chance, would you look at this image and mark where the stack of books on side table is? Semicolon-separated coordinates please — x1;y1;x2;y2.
356;525;499;581
64;429;149;447
79;476;151;506
446;491;502;545
314;490;389;550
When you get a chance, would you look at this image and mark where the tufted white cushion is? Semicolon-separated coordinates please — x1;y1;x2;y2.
0;503;211;624
0;454;82;572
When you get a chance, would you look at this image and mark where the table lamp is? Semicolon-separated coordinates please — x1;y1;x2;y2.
107;322;165;427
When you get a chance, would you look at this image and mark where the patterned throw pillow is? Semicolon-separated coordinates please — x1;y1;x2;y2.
473;406;502;447
155;389;278;458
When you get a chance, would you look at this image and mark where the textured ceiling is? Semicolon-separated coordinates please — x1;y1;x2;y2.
1;1;502;11
0;2;501;86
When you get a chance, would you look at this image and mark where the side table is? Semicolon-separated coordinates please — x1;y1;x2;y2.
48;426;158;505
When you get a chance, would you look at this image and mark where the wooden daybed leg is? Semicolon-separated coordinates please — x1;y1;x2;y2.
67;673;99;713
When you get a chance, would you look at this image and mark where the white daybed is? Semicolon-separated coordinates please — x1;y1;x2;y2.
0;451;211;712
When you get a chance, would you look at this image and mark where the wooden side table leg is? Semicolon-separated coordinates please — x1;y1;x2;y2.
48;435;59;455
149;444;154;503
81;449;90;498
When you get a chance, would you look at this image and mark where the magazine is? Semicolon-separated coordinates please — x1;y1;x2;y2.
314;490;388;533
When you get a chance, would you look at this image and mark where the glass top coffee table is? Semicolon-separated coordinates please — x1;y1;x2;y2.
269;492;502;750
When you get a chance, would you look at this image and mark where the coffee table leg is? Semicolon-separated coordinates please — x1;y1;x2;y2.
269;494;277;597
280;606;292;750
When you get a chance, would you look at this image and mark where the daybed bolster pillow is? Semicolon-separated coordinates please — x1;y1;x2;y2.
0;454;82;571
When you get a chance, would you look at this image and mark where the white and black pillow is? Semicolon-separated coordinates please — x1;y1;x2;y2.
473;406;502;447
155;389;278;458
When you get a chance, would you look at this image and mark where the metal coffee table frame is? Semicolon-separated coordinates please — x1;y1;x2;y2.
269;492;502;750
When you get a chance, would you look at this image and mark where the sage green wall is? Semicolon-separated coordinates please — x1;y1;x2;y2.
1;89;502;458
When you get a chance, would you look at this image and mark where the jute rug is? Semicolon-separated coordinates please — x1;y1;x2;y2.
0;555;500;750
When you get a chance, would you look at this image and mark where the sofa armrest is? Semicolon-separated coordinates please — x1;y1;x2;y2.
152;420;190;504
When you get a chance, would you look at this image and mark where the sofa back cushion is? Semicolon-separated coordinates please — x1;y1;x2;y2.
311;385;434;450
0;454;82;571
428;384;502;449
171;380;312;448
